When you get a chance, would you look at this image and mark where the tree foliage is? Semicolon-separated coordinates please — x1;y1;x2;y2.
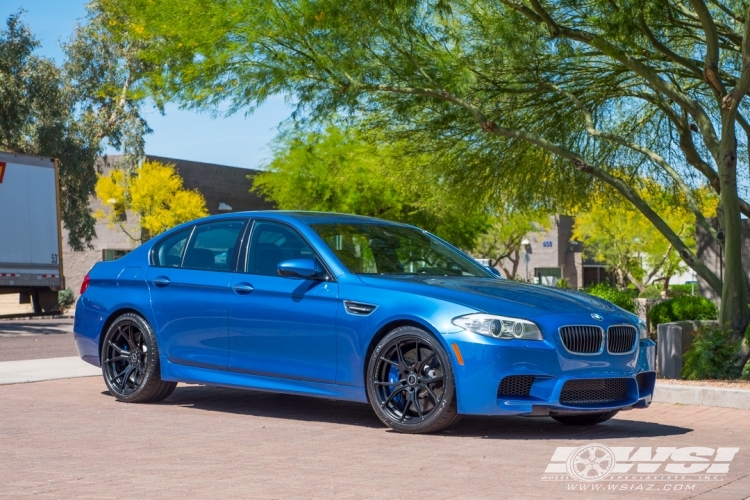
574;184;718;293
99;0;750;353
254;125;488;249
95;160;208;242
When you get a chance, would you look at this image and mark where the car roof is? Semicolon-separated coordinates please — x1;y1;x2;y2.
204;210;410;227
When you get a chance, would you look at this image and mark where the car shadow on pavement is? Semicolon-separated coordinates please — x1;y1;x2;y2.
444;414;691;440
112;384;692;438
0;319;73;336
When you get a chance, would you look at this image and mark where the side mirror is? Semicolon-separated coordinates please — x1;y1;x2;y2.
277;259;321;279
486;266;503;278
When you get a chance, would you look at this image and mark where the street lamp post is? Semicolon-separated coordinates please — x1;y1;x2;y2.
521;239;531;282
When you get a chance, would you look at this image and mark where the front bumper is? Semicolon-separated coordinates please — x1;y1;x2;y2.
448;327;656;416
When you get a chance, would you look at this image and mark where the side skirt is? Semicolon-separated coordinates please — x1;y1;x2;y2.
160;358;368;404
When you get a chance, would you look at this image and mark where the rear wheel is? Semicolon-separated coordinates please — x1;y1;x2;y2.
366;327;460;434
101;313;176;403
551;410;619;425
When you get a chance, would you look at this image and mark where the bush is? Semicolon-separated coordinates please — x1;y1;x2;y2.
668;283;695;297
682;325;741;380
638;285;662;299
647;295;717;326
585;283;637;313
57;288;75;314
555;278;571;289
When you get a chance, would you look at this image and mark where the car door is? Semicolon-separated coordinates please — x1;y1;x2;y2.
148;219;246;370
227;219;339;383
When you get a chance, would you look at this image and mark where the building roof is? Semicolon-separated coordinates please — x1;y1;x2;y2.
145;155;275;214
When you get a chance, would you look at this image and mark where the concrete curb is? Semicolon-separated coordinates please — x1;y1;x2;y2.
0;356;100;385
653;382;750;410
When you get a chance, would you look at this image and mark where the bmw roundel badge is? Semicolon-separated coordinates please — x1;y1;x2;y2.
591;313;603;321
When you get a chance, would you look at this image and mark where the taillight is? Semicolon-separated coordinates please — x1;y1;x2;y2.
80;274;90;295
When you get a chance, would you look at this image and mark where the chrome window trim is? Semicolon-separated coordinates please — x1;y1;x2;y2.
557;325;605;356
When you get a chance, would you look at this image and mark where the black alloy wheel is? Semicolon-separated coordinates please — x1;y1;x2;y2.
101;313;176;403
366;326;460;434
551;410;620;425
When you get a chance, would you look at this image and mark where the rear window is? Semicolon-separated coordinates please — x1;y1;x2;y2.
152;228;192;267
182;221;245;271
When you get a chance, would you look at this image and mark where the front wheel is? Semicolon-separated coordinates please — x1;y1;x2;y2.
101;313;176;403
551;410;619;425
366;326;460;434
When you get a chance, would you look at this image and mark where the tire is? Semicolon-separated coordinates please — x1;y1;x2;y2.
100;313;176;403
551;410;619;426
366;326;460;434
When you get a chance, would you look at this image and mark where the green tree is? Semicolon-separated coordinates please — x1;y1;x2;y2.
100;0;750;359
254;125;488;249
95;160;208;243
0;9;152;249
473;211;551;279
575;184;717;294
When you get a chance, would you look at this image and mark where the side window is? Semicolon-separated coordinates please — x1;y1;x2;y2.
182;220;244;271
246;221;315;276
152;228;192;267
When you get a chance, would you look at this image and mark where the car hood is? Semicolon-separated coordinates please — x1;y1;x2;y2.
356;275;630;320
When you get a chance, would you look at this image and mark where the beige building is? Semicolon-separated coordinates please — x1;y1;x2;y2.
63;155;274;296
496;215;613;289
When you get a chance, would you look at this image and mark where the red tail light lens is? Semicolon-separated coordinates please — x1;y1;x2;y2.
80;274;90;295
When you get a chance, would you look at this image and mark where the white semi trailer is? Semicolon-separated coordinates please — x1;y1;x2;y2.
0;152;64;314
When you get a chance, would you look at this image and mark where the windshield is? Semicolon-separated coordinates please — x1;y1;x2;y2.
311;223;492;278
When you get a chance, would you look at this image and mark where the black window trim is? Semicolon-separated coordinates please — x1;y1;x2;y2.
180;218;250;272
240;218;336;281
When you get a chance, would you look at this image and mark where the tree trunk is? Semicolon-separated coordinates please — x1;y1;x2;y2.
509;248;520;279
660;276;670;298
717;112;750;345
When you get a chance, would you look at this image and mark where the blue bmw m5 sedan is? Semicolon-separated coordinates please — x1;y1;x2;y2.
74;211;655;433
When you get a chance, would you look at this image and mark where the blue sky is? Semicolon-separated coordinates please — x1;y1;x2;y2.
2;1;293;169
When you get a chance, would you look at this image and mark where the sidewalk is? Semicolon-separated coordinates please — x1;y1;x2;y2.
0;356;100;385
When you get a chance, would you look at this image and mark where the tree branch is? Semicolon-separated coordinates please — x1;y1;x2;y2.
359;81;725;293
499;0;722;158
547;83;720;244
689;0;727;96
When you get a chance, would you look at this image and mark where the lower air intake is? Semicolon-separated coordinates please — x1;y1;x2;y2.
560;378;628;405
498;375;535;397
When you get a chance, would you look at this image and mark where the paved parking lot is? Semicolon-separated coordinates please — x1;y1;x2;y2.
0;318;76;362
2;376;750;499
1;319;749;499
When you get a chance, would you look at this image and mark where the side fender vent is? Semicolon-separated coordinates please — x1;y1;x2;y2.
344;300;377;316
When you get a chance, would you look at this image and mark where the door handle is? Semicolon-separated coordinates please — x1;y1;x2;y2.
233;283;254;295
152;277;171;287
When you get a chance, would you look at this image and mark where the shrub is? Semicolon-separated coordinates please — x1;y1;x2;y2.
682;325;741;380
555;278;571;289
585;283;637;313
648;296;717;326
638;285;662;299
57;288;75;314
667;284;695;297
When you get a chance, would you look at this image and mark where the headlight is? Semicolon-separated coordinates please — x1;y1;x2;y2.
452;313;543;340
638;320;648;340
